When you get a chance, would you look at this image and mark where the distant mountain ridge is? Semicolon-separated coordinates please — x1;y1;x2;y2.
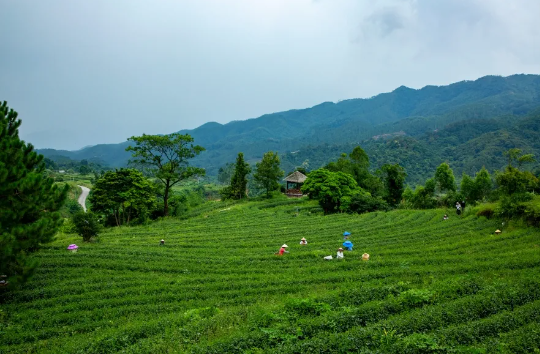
38;74;540;182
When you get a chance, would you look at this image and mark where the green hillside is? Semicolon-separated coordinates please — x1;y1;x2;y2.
2;198;540;353
281;109;540;184
37;74;540;179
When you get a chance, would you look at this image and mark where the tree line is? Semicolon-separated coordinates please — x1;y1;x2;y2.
2;98;539;287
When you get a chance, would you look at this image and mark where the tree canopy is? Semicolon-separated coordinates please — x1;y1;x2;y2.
221;152;251;200
89;169;156;226
126;133;205;216
301;169;362;213
253;151;284;197
377;163;407;206
0;101;68;285
434;162;456;194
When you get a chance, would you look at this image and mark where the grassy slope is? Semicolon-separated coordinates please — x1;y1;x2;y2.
1;198;540;353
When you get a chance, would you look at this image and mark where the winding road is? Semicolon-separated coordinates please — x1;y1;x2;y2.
77;186;90;212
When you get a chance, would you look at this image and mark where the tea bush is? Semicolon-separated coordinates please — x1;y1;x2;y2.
1;198;539;353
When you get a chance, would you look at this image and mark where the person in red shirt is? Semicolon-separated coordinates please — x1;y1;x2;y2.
276;244;289;255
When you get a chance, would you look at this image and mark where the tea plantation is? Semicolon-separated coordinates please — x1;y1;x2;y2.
1;198;540;353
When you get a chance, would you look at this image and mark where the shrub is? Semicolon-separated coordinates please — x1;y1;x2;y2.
476;206;495;219
285;298;331;316
347;193;389;214
495;193;533;219
401;333;444;353
72;211;101;241
59;218;77;233
398;289;436;308
65;199;83;215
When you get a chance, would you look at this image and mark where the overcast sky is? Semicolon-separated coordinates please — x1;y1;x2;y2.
1;0;539;150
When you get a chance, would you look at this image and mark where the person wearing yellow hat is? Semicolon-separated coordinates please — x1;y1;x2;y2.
300;237;308;245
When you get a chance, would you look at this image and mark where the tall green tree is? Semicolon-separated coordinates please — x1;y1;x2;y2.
496;149;538;196
474;167;493;201
89;169;156;226
126;133;205;216
403;178;437;209
325;146;382;197
226;152;251;199
461;167;493;204
349;146;370;170
434;162;456;193
301;169;362;213
460;173;476;202
0;101;68;285
253;151;284;197
72;211;101;242
377;163;407;206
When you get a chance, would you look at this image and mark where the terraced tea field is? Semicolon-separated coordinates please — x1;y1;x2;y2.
2;198;540;353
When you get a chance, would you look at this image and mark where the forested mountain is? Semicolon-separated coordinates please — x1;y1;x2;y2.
38;74;540;183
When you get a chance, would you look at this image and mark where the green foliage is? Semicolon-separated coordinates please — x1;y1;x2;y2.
349;146;369;170
253;151;284;197
126;133;205;216
325;146;383;197
474;167;493;202
66;199;84;215
89;169;156;226
378;163;407;206
495;193;533;220
217;162;234;185
222;152;251;200
461;167;493;205
42;155;109;175
347;192;389;214
434;162;456;193
72;211;101;241
0;101;68;285
1;197;540;353
79;165;91;175
398;288;435;307
496;166;538;196
301;169;363;213
285;298;331;316
504;148;536;169
403;178;437;209
476;203;496;219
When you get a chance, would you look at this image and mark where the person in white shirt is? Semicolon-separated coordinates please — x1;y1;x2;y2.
337;248;344;259
300;237;308;245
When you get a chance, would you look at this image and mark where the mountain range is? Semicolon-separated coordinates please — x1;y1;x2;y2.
38;74;540;184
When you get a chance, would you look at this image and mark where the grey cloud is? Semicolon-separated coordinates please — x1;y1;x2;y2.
1;0;539;150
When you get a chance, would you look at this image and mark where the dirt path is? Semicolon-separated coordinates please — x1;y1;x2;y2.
77;186;90;212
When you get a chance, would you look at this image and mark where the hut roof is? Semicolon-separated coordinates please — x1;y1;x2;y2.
284;171;307;183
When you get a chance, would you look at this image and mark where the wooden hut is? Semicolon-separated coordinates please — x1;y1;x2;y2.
284;171;307;197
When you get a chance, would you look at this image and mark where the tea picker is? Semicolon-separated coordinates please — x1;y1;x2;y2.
275;244;289;256
343;240;353;251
